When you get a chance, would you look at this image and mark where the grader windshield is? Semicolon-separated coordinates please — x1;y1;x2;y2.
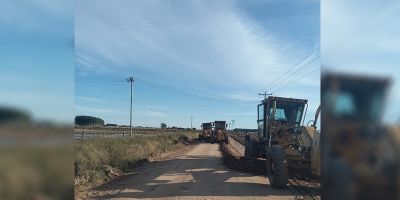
268;102;305;126
202;123;211;129
322;74;388;122
214;121;226;130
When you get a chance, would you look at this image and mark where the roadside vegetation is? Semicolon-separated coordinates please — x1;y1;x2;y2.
0;146;73;200
74;131;198;189
0;123;73;200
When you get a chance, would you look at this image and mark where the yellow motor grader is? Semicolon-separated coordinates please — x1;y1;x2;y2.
245;96;321;188
211;121;229;144
198;122;212;142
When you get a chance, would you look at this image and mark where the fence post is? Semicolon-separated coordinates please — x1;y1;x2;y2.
82;130;85;139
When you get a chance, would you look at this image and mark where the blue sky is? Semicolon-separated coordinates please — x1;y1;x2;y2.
322;0;400;123
0;0;74;123
75;0;320;129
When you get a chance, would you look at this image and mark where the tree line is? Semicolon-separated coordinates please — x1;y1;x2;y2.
75;115;104;126
75;115;196;130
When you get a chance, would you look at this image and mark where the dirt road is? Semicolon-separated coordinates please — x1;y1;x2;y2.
82;143;294;200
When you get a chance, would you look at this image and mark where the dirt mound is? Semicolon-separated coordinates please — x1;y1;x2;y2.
219;142;266;175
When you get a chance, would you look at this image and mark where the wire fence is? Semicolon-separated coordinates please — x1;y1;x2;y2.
74;127;200;139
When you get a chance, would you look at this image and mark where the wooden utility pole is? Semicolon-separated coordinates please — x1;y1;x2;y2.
127;77;135;136
258;92;272;99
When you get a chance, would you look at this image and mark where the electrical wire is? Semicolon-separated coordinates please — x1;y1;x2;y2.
271;67;321;94
262;46;319;93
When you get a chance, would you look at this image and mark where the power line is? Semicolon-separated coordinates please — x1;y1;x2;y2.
77;47;320;121
132;77;248;103
79;76;247;103
254;48;319;101
236;0;384;116
271;67;321;94
236;65;321;118
261;46;319;93
265;52;320;93
235;48;320;117
77;48;319;108
268;55;320;92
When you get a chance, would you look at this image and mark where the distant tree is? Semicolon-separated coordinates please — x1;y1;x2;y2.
75;115;104;126
160;123;167;129
0;106;30;124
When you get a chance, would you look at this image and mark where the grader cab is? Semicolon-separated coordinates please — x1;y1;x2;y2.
245;96;320;188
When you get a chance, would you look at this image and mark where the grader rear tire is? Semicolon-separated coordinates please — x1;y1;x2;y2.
267;145;288;188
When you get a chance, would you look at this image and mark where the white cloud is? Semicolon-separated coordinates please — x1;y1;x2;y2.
76;0;318;89
135;110;167;118
75;0;320;127
75;105;126;115
224;93;259;102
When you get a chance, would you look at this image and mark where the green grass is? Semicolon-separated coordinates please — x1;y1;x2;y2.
74;132;198;188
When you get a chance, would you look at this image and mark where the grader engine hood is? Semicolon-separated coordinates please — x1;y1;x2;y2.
300;126;317;147
279;107;320;177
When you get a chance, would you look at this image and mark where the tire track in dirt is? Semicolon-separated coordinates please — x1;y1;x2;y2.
80;142;293;200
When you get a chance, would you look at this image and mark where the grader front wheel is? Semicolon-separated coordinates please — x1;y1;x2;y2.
267;145;288;188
